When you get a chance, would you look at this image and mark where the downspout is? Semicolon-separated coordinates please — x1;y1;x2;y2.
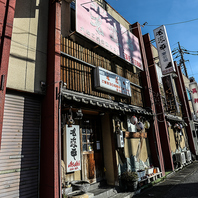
59;81;62;198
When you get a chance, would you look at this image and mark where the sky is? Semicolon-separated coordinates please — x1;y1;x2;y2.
106;0;198;82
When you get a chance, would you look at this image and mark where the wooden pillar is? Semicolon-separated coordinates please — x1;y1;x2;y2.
174;62;196;155
131;23;166;174
0;0;16;147
142;33;174;171
40;1;61;198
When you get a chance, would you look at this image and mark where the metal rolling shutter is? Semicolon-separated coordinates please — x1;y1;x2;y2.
0;93;41;198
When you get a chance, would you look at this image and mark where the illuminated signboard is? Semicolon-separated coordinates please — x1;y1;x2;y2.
189;81;198;118
94;66;131;97
153;25;175;75
76;0;143;70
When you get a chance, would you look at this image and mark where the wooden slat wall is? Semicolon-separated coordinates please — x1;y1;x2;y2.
61;37;143;106
0;94;41;198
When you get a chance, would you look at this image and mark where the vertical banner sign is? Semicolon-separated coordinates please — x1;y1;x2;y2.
153;25;175;75
66;125;81;173
162;75;179;113
76;0;143;70
189;82;198;118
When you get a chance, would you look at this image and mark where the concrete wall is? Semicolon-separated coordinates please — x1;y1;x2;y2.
95;0;130;30
124;137;150;163
169;127;188;153
7;0;48;94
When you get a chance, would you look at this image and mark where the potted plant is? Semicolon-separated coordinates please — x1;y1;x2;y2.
120;171;139;192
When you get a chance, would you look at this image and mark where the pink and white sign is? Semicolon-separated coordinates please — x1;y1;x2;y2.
189;82;198;118
94;66;131;97
66;125;81;173
76;0;143;70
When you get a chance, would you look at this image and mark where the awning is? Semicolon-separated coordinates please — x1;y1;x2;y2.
61;89;153;116
165;114;185;123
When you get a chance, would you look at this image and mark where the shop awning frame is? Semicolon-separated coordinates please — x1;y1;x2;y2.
61;89;153;116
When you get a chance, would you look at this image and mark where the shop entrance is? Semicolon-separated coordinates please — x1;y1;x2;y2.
80;115;104;183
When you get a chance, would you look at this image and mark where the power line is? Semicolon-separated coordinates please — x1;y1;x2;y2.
145;18;198;27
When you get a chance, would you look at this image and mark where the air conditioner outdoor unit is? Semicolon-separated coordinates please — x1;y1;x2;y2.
175;152;186;165
184;150;192;162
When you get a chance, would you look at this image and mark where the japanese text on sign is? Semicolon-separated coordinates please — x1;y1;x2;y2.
153;25;175;75
66;125;81;173
76;0;143;70
94;67;131;97
189;82;198;118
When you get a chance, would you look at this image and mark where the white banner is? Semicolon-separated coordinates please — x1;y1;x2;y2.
66;125;81;173
153;25;175;75
189;82;198;118
94;66;131;97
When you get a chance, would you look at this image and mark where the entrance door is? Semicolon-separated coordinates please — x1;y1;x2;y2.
80;116;104;183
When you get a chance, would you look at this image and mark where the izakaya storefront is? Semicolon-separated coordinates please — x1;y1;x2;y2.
60;88;154;186
60;0;162;188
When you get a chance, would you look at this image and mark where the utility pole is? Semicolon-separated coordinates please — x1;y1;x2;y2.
178;42;189;78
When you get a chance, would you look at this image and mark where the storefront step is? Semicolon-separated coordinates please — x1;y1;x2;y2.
88;180;107;191
88;186;118;198
109;192;134;198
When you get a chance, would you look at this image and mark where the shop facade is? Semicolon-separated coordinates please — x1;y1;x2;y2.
59;0;165;191
143;32;196;171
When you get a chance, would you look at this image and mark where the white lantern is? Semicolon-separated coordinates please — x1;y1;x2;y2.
136;122;144;131
144;121;150;129
131;116;138;125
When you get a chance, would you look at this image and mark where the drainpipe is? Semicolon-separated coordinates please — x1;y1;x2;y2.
59;81;63;198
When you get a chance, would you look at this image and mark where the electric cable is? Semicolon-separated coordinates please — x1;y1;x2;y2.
145;18;198;26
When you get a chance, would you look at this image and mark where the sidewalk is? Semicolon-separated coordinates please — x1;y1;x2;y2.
133;161;198;198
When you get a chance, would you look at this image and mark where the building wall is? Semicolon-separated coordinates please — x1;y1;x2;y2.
7;0;48;94
183;74;194;114
169;127;188;153
95;0;130;30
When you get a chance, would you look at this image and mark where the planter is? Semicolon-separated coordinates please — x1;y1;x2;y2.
71;180;90;193
126;181;138;192
137;170;146;181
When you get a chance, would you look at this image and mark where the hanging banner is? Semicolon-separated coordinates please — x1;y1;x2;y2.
162;75;179;113
153;25;175;75
94;66;131;97
189;81;198;118
66;125;81;173
76;0;143;70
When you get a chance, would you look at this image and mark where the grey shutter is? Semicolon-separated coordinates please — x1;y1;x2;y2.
0;93;41;198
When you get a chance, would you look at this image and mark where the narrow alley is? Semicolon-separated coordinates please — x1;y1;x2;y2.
135;161;198;198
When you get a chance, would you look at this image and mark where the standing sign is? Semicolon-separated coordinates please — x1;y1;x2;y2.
153;25;175;75
162;75;179;113
76;0;143;70
66;125;81;173
189;82;198;118
94;66;131;97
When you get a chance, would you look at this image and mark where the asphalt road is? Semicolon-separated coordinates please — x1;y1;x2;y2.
134;161;198;198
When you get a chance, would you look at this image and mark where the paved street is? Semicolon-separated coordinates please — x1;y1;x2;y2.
134;161;198;198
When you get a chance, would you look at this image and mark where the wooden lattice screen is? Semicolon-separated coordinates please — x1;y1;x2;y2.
61;36;143;107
